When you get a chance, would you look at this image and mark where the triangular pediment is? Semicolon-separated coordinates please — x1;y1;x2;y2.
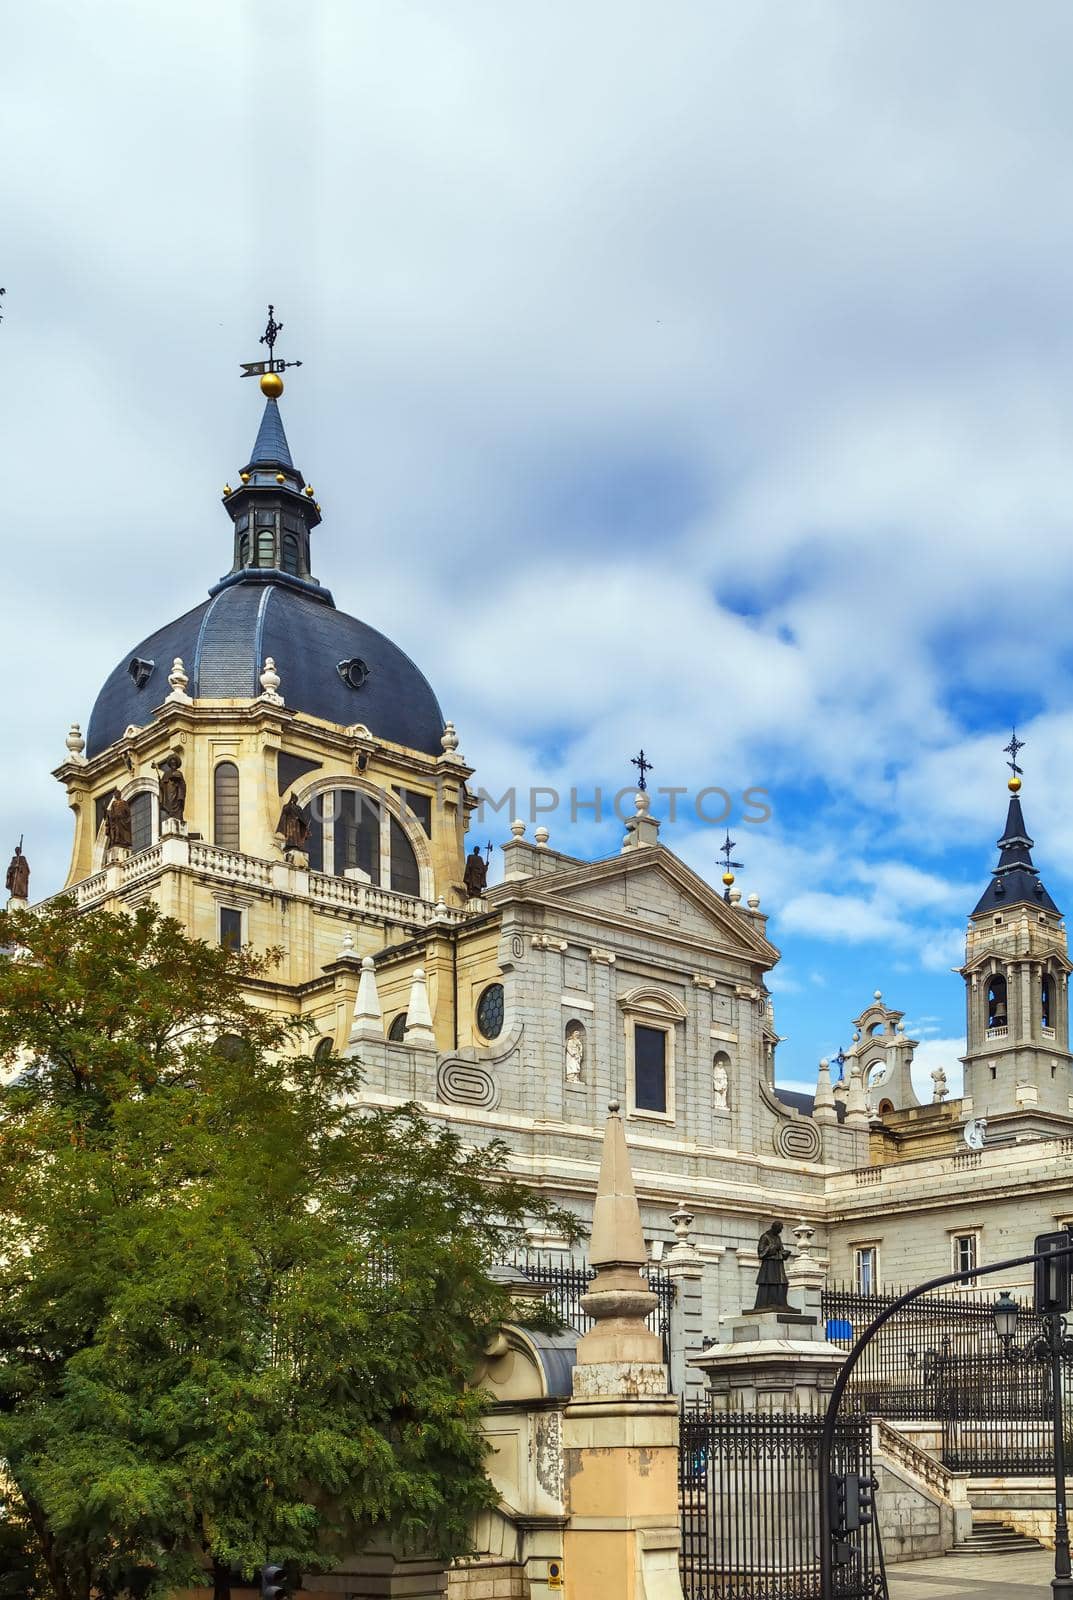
495;846;779;965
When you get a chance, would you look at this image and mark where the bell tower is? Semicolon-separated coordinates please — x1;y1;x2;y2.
961;734;1073;1132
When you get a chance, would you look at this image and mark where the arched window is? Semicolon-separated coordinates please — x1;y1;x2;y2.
388;1012;407;1042
986;974;1008;1031
256;527;275;566
389;815;420;897
213;762;240;851
130;793;153;853
313;1036;334;1062
334;790;381;883
281;533;300;575
1042;973;1053;1030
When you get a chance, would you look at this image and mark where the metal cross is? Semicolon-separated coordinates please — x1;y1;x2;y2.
260;304;283;355
1005;728;1025;777
833;1046;847;1082
483;840;493;864
631;749;654;791
240;303;304;379
719;832;743;876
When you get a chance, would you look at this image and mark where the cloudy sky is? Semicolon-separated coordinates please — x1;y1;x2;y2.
6;1;1073;1094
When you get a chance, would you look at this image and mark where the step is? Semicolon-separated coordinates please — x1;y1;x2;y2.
951;1521;1043;1556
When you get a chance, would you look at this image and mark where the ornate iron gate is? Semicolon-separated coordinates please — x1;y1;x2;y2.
679;1407;886;1600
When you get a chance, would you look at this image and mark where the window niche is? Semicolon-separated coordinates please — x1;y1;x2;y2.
986;973;1008;1033
213;762;240;851
619;986;686;1123
712;1050;731;1114
564;1019;586;1086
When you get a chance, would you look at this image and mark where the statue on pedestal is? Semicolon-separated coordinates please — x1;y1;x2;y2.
5;841;29;901
158;755;186;823
752;1220;792;1311
463;844;488;899
104;791;133;850
276;794;311;852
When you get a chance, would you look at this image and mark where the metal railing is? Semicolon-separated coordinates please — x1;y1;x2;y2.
679;1406;884;1600
507;1250;675;1373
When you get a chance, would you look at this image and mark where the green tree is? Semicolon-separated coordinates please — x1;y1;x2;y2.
0;900;578;1600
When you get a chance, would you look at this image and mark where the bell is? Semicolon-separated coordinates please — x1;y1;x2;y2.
992;1000;1007;1025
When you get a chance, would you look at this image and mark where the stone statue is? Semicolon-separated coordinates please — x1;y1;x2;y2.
752;1220;792;1312
564;1022;585;1081
463;844;488;899
157;754;186;822
104;790;133;849
5;843;29;901
276;794;310;852
931;1065;949;1104
713;1060;729;1111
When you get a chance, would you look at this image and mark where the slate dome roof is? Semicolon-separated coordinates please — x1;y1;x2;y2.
86;581;445;758
85;392;445;759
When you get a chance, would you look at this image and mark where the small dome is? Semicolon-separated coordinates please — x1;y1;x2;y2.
86;580;444;758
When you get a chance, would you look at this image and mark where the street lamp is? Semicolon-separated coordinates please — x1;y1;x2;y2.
991;1288;1073;1600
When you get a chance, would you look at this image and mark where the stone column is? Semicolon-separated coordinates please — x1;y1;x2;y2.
664;1201;705;1398
562;1103;686;1599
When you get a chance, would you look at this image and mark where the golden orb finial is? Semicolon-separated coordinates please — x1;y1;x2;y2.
304;484;315;497
260;371;284;399
1009;775;1022;793
722;871;735;887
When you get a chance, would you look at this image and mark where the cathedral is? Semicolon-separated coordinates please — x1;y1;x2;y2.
22;353;1073;1370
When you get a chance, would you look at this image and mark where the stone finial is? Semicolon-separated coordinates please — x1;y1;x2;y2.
727;886;742;906
534;825;550;847
340;930;356;957
873;989;883;1001
747;891;761;911
440;720;464;761
634;789;650;816
165;657;192;705
260;657;283;705
65;723;86;764
792;1219;816;1260
433;894;450;920
670;1200;694;1247
349;955;384;1042
814;1057;837;1126
576;1105;662;1373
403;967;435;1046
510;818;526;839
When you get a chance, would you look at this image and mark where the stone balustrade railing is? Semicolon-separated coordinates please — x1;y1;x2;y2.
873;1419;963;1504
44;840;466;928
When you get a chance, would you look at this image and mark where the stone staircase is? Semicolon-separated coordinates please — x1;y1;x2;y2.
951;1518;1044;1556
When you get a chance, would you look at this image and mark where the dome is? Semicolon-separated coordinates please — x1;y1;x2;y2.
86;388;446;761
86;578;445;758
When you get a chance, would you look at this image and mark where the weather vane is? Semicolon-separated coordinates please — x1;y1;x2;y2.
718;831;743;900
631;749;653;792
1004;728;1025;778
239;303;304;390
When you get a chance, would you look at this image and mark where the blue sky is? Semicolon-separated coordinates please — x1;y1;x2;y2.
6;2;1073;1097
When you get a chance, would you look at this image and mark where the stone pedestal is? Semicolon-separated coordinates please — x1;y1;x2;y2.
161;816;188;837
305;1552;446;1596
104;846;131;866
692;1306;845;1414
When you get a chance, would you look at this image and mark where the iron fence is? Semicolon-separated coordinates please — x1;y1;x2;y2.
508;1250;675;1372
678;1406;885;1600
822;1282;1073;1475
821;1283;1052;1420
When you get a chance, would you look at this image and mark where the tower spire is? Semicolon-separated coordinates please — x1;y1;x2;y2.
214;308;327;600
972;731;1059;916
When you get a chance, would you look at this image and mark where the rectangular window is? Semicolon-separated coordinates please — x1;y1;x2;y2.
854;1246;878;1295
219;907;243;953
634;1024;667;1114
953;1233;978;1283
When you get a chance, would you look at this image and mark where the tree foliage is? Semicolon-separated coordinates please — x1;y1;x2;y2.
0;900;578;1599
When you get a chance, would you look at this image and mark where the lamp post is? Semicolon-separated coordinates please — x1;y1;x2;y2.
819;1240;1073;1600
991;1289;1073;1599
